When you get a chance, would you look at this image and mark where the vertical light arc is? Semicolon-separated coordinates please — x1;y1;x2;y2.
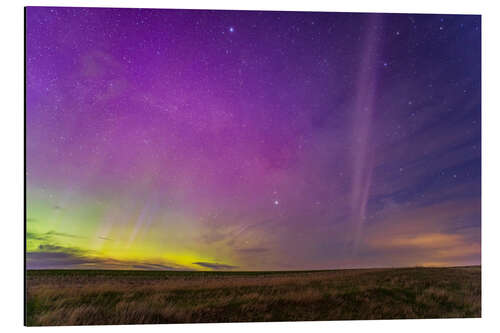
350;15;383;253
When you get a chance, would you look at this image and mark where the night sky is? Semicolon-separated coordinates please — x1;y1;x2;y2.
26;7;481;271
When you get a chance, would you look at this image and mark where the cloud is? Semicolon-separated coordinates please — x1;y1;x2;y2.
131;263;175;270
193;262;238;270
26;231;84;247
98;236;113;241
37;243;88;256
26;232;49;241
38;244;64;251
45;230;83;239
369;232;479;260
27;240;189;271
27;230;82;240
27;251;96;269
358;200;481;267
373;233;463;249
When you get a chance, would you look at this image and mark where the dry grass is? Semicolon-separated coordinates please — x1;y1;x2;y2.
26;266;481;326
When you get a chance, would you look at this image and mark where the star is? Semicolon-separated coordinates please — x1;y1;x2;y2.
274;200;279;206
229;26;235;33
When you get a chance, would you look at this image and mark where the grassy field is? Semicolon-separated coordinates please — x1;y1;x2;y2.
25;266;481;326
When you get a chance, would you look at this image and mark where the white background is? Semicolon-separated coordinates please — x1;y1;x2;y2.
1;0;498;332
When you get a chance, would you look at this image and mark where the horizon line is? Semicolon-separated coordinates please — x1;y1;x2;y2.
26;264;481;273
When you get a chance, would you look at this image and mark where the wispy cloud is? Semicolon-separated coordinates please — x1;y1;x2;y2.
27;251;96;269
26;231;50;242
27;230;83;242
193;262;238;270
45;230;83;239
131;263;175;270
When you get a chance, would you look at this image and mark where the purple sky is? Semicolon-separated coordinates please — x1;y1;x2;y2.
26;7;481;270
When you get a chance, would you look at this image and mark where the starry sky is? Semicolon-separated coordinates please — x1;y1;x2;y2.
26;7;481;271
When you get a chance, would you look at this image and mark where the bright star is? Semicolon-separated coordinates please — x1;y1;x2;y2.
274;200;279;205
229;27;235;33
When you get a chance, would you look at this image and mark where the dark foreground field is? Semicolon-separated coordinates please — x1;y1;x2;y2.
26;266;481;326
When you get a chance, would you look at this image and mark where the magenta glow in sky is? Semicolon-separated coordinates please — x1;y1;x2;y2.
26;7;481;270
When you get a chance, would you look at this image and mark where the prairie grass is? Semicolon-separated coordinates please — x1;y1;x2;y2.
26;266;481;326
